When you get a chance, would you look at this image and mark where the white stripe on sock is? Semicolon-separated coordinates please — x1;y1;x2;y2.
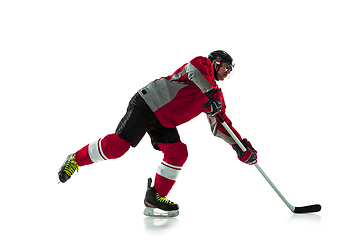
156;161;182;181
88;138;107;163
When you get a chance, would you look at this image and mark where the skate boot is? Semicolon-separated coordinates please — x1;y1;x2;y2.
144;178;179;217
58;153;79;183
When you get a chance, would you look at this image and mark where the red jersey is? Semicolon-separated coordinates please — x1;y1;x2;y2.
138;56;242;145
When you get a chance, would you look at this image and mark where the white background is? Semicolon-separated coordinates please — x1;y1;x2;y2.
1;0;359;239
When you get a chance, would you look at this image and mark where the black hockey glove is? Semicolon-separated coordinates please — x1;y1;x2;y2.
203;89;223;116
232;139;258;165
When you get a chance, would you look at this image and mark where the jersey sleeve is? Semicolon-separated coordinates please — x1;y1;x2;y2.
185;56;216;93
206;99;242;145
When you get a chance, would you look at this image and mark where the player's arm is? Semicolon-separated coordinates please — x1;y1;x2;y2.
185;56;215;93
206;103;257;165
185;56;224;116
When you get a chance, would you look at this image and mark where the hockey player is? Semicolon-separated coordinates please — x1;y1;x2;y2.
58;50;257;217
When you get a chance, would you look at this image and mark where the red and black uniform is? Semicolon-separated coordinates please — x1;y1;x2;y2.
74;56;242;197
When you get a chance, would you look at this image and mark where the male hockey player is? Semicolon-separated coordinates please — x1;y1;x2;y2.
58;50;258;217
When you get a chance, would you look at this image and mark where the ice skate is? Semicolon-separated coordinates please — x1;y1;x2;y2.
143;178;179;217
58;153;79;183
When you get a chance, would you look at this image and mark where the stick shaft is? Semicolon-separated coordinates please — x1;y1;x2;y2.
216;115;246;151
215;114;295;212
254;163;295;212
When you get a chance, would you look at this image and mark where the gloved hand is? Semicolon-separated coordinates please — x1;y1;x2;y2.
203;89;223;116
232;139;258;165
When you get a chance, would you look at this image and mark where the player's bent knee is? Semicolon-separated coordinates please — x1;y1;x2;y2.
157;142;188;166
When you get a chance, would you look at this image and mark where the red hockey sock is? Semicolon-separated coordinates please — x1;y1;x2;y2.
75;134;131;166
154;174;176;197
153;142;188;197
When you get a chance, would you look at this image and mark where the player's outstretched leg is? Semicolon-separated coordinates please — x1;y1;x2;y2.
58;134;131;183
144;178;179;217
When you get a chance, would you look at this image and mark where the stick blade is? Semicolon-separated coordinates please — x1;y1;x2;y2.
293;204;321;214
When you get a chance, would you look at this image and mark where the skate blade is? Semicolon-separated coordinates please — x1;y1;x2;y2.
143;207;179;217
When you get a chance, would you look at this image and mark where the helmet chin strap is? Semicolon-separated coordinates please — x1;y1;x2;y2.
213;61;221;81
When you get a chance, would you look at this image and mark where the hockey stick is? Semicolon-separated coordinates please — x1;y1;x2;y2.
215;115;321;214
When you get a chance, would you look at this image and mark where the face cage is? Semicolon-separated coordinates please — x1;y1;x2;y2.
216;61;235;80
226;69;234;79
